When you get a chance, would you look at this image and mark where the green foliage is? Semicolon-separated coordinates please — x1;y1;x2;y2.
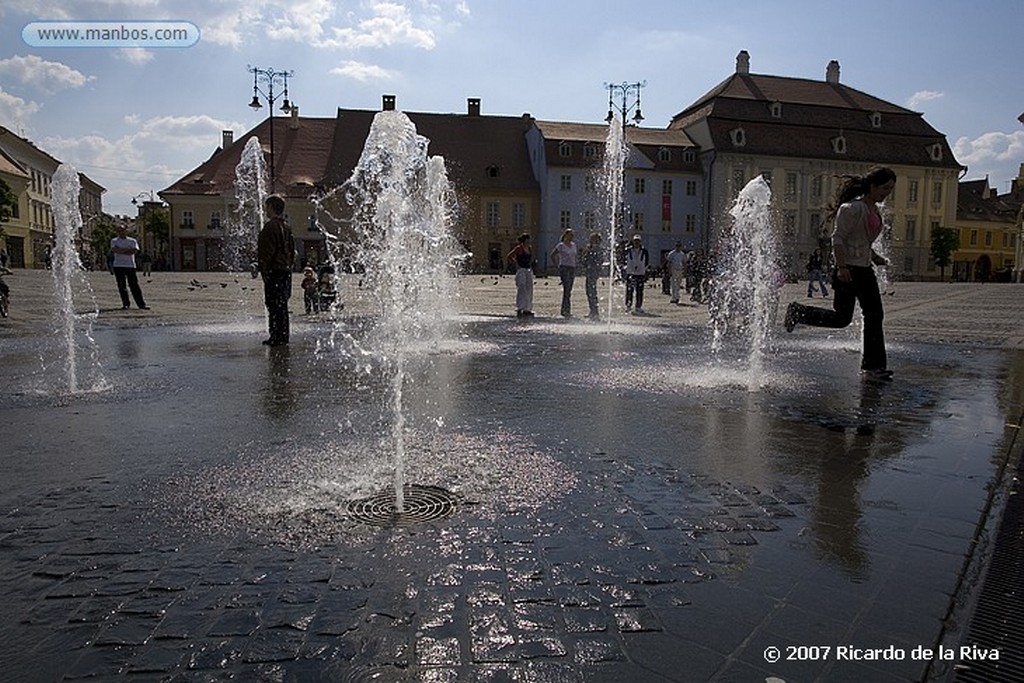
0;177;15;239
930;225;960;281
89;218;118;263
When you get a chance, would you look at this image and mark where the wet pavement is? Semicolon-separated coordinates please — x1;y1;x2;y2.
1;270;1023;682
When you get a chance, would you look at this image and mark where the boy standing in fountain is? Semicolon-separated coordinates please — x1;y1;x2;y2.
257;195;295;346
784;167;897;380
110;224;149;310
550;228;577;318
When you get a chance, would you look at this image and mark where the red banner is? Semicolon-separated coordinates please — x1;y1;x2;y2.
662;195;671;221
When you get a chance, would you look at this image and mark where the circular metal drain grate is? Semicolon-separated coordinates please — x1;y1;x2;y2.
345;484;459;527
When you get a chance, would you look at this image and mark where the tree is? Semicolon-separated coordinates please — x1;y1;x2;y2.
0;177;16;241
930;225;960;282
89;218;118;268
143;207;170;255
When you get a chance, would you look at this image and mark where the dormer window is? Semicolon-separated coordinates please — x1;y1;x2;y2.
928;143;943;161
683;149;696;163
658;147;671;162
831;135;847;155
584;144;597;159
870;112;882;128
730;127;746;147
770;101;783;118
558;141;572;158
486;165;500;178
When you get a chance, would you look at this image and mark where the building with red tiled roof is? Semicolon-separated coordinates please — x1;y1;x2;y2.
525;120;703;272
953;171;1023;282
670;50;964;280
160;98;540;272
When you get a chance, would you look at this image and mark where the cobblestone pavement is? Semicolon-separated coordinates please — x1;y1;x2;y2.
1;270;1023;682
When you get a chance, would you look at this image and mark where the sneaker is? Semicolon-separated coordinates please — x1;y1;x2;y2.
784;302;799;333
861;368;893;381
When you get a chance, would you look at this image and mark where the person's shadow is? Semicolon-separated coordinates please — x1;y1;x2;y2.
810;377;892;578
260;345;297;421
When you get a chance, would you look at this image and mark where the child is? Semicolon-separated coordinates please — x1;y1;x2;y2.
300;267;319;313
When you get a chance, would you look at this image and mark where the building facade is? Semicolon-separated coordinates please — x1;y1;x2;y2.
0;126;104;269
525;121;704;273
669;51;963;280
954;174;1022;282
161;98;541;273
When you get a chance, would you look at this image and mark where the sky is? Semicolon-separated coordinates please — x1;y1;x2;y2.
1;0;1022;217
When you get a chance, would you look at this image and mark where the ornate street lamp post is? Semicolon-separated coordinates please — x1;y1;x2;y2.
246;66;296;192
604;80;646;132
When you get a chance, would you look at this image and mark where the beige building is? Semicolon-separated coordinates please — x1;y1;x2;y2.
670;51;963;280
161;98;540;273
0;126;104;269
954;173;1022;282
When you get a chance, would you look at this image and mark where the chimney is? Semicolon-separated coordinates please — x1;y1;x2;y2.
383;94;396;111
221;130;233;149
826;60;840;84
468;97;481;116
736;50;750;75
290;105;299;129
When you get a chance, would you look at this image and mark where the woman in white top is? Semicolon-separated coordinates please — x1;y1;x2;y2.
784;167;896;380
550;229;577;318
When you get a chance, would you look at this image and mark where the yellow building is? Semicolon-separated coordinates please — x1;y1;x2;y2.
670;51;963;281
0;126;104;269
953;176;1021;282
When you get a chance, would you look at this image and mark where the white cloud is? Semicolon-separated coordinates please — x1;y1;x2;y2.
906;90;944;110
114;48;155;65
0;86;41;133
39;113;249;212
953;130;1024;185
330;60;395;82
324;2;437;50
0;55;93;94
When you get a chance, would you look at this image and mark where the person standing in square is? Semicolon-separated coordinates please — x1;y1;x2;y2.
257;195;295;346
110;225;149;310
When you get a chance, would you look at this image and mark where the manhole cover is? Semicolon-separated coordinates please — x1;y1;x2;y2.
345;484;459;527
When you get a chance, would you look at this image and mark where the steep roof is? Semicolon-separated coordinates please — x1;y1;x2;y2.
670;69;962;171
0;147;29;178
957;178;1022;224
161;115;336;199
163;108;540;201
322;108;539;192
533;120;694;147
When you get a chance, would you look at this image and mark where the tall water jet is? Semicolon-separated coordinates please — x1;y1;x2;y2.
708;175;779;389
226;137;267;272
323;111;463;513
601;115;627;324
49;164;104;394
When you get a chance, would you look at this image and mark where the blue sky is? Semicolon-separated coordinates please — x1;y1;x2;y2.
1;0;1022;216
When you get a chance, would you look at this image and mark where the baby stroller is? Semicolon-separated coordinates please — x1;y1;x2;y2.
317;263;340;311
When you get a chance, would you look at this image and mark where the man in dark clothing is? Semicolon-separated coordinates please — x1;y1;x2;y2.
257;195;295;346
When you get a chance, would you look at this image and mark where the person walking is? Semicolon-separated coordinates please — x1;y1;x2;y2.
507;233;535;318
581;232;605;320
784;167;897;380
624;234;649;313
666;241;687;304
550;228;577;318
806;249;829;298
110;225;149;310
257;194;295;346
